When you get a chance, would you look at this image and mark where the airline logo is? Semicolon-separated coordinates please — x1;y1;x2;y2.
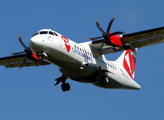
61;36;71;52
123;49;136;80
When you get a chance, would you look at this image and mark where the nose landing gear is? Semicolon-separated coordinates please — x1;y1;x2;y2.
54;75;70;92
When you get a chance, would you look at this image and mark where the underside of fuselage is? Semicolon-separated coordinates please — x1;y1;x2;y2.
39;49;140;91
58;66;140;90
60;67;122;89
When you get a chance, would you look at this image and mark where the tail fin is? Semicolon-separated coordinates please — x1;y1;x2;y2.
114;49;137;80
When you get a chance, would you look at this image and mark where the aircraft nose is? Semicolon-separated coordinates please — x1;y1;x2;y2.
30;36;42;53
30;37;37;48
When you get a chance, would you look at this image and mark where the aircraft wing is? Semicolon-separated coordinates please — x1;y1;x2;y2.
90;26;164;54
0;54;51;68
122;26;164;47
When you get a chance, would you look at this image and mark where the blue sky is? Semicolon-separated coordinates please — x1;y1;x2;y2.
0;0;164;120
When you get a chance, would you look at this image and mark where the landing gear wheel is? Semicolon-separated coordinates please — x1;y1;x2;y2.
65;83;70;91
61;83;70;92
61;84;66;92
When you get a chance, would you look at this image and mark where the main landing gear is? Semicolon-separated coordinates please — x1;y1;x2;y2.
98;66;110;84
100;76;109;84
54;75;70;92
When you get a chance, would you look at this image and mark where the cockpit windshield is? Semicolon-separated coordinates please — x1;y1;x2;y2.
32;30;58;37
32;32;39;37
40;31;48;34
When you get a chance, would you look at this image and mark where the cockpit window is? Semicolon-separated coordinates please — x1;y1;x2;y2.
49;31;54;35
32;32;39;37
49;31;58;36
53;32;58;36
40;31;48;34
32;30;58;37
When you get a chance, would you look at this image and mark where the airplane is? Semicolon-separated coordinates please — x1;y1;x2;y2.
1;17;164;92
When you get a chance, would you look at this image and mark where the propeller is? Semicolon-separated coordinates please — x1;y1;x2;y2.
87;17;125;50
10;51;25;55
11;35;39;69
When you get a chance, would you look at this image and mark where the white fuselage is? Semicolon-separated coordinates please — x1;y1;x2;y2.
30;29;141;90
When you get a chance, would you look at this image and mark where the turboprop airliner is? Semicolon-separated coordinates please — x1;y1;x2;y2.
1;17;164;92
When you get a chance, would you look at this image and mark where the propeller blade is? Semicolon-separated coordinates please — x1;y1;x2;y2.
92;39;105;44
96;19;106;35
19;56;26;70
34;59;38;67
18;35;28;50
106;17;116;34
96;41;105;55
10;51;25;55
87;36;103;40
88;17;125;52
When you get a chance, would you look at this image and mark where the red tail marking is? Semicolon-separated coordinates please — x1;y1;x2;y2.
129;53;135;75
123;49;136;80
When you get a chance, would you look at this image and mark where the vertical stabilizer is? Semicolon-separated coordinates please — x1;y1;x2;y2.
114;49;137;80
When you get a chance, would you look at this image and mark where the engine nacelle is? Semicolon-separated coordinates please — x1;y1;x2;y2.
31;52;41;60
105;34;123;47
27;51;43;63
